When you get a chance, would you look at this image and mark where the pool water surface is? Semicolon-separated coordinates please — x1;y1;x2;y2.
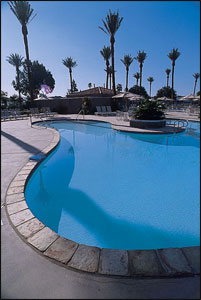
25;121;200;250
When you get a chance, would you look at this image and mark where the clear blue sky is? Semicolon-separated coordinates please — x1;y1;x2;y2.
1;1;200;97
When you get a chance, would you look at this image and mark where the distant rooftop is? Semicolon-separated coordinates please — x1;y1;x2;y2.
67;87;114;98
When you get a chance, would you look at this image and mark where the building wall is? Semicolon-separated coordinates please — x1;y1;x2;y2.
35;97;113;114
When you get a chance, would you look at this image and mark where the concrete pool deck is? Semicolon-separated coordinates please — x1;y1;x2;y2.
1;113;200;299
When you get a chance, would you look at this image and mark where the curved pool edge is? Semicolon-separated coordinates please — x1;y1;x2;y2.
5;119;200;278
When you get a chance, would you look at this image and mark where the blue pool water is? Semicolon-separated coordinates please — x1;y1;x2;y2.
25;121;200;250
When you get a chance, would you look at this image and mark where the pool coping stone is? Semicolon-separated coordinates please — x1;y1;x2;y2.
5;118;200;278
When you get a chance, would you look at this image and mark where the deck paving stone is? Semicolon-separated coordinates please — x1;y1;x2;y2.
14;174;29;181
10;180;26;187
27;227;59;251
44;237;78;263
9;209;34;226
6;193;25;204
67;244;100;273
7;200;28;215
128;250;165;277
7;186;24;195
16;218;45;238
17;169;33;175
157;248;192;275
182;246;200;274
98;248;128;276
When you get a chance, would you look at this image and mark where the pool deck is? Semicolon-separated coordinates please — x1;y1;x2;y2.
1;113;200;299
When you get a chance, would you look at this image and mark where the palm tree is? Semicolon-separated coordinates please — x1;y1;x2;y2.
62;57;77;93
8;1;36;102
120;54;134;92
135;51;147;88
147;77;154;97
88;83;92;89
99;10;123;95
133;72;140;86
106;66;116;90
168;48;181;100
193;73;200;95
165;68;171;88
100;46;111;89
7;53;24;104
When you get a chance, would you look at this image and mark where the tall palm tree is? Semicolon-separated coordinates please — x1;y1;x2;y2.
100;46;111;89
135;51;147;88
168;48;181;100
165;68;171;88
62;57;77;93
8;1;36;102
6;53;24;104
105;66;114;90
133;72;140;86
193;73;200;95
147;77;154;97
99;10;123;95
120;54;134;92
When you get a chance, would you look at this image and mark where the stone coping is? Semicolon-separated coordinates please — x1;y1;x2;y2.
5;119;200;278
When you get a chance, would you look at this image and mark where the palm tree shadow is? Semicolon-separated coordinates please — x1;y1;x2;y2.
26;134;198;250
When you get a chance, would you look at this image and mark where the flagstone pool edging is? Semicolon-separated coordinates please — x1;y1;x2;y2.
5;120;200;278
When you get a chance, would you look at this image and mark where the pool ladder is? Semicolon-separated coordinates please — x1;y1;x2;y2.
166;119;188;128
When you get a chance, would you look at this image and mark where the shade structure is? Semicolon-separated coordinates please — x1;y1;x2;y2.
179;94;196;101
34;95;48;101
129;94;145;101
112;92;140;99
157;96;173;101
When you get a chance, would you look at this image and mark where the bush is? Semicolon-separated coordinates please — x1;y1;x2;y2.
132;99;165;120
81;97;92;114
156;86;177;99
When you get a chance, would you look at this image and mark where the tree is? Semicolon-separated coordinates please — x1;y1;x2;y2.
7;53;24;104
129;85;149;99
71;79;78;93
99;10;123;95
120;54;134;92
133;72;140;86
1;90;9;108
116;83;122;92
156;86;177;99
88;83;92;89
165;68;171;88
100;46;111;89
193;73;200;95
106;66;115;89
197;91;200;96
8;1;37;102
135;51;147;87
9;94;19;109
62;57;77;93
147;77;154;97
168;48;181;100
19;60;55;99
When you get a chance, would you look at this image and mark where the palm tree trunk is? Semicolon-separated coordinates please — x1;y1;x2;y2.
16;68;21;108
167;75;169;88
140;63;143;88
22;28;34;102
193;79;197;96
106;63;109;89
136;78;138;86
110;36;116;95
69;69;73;93
171;62;175;100
110;73;112;89
126;67;128;92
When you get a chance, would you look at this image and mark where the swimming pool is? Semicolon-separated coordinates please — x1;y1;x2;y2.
25;121;200;250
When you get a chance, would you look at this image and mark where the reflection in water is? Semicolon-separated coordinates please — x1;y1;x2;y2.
25;121;200;250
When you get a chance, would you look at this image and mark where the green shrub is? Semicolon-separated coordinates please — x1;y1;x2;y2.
81;97;92;114
132;99;165;120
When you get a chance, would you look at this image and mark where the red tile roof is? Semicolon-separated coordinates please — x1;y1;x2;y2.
67;87;114;97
